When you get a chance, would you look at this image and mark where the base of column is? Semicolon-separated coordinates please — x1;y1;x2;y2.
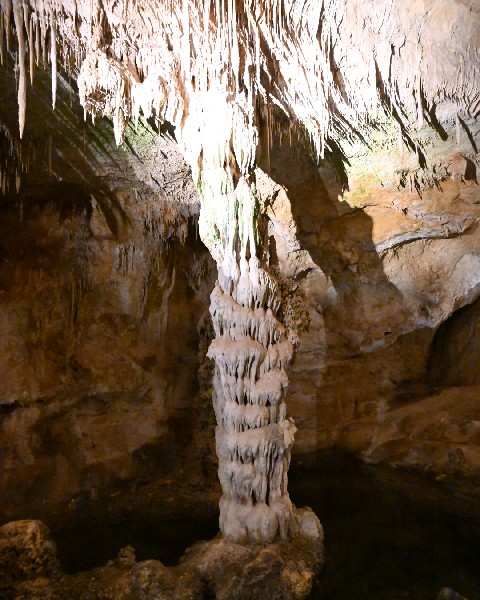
193;506;325;600
219;494;297;544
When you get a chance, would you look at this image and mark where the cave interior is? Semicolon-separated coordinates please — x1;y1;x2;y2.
0;1;480;599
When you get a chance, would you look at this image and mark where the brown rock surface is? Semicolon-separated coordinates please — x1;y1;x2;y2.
0;69;218;528
0;514;323;600
268;139;480;478
0;520;59;588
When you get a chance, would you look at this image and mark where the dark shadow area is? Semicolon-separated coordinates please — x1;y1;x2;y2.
426;102;449;141
458;116;478;155
25;448;480;600
20;180;93;222
0;59;134;234
427;294;480;387
53;512;219;573
257;128;407;359
465;158;477;183
289;449;480;600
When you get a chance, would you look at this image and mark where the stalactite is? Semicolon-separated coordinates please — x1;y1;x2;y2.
2;0;477;169
50;9;56;110
12;0;25;139
34;12;39;66
0;10;4;65
28;10;33;85
3;0;11;52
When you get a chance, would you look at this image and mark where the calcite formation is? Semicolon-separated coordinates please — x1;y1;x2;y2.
209;255;297;543
190;101;299;540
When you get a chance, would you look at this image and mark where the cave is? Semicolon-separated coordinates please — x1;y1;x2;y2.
0;1;479;599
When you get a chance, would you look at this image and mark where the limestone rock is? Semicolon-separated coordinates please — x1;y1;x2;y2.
0;520;59;589
0;516;323;600
438;588;470;600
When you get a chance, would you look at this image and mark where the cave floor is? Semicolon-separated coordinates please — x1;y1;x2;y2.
22;449;480;600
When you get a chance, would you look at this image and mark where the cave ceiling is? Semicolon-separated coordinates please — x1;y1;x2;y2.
0;0;478;204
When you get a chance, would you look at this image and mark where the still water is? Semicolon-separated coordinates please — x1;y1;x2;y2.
53;450;480;600
291;451;480;600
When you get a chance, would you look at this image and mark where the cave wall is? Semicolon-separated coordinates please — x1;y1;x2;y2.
0;179;218;521
2;125;480;527
0;68;219;525
270;139;480;477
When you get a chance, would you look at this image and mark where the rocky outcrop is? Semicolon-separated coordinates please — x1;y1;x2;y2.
0;516;323;600
0;520;59;592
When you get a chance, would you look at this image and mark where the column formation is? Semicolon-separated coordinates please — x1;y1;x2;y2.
179;90;299;545
206;199;298;545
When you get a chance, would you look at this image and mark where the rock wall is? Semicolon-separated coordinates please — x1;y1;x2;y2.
265;137;480;478
0;67;220;526
0;175;218;521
